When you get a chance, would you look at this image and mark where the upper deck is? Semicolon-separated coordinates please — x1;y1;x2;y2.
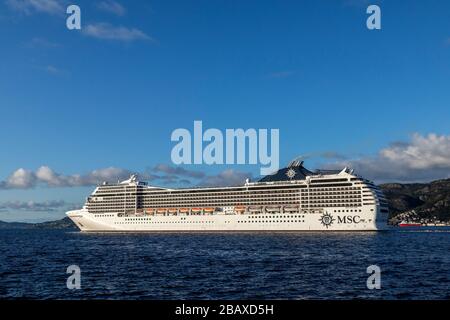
82;161;388;215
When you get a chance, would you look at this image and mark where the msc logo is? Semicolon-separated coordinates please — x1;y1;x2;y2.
319;213;362;228
319;213;335;228
338;215;361;224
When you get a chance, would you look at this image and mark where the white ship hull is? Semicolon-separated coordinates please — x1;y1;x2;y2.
67;207;389;232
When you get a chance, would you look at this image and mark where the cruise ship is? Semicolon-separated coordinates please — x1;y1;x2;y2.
66;160;390;232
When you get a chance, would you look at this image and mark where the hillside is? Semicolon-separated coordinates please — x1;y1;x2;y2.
30;217;77;230
0;220;30;229
380;178;450;222
0;217;77;230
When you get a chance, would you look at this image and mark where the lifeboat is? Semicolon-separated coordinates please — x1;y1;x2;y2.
191;208;202;213
204;208;215;213
234;206;246;213
248;206;262;213
266;205;281;213
168;208;178;214
284;205;299;212
179;208;189;213
145;208;155;215
156;208;167;214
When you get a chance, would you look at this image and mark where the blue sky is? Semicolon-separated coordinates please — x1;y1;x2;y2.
1;0;449;222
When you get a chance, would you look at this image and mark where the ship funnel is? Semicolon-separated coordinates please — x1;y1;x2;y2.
288;156;304;168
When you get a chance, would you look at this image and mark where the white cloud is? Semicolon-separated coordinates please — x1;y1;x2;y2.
380;133;450;169
328;133;450;182
78;167;132;185
6;0;64;16
43;65;66;76
0;166;132;189
5;168;36;189
198;169;253;187
83;23;152;42
153;164;206;179
2;134;448;190
96;0;126;16
267;70;296;79
151;165;253;187
0;200;67;212
35;166;65;186
0;165;254;189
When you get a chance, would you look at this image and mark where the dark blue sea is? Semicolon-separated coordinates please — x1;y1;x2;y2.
1;228;449;299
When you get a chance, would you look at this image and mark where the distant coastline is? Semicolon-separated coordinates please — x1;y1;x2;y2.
381;178;450;225
0;217;77;230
